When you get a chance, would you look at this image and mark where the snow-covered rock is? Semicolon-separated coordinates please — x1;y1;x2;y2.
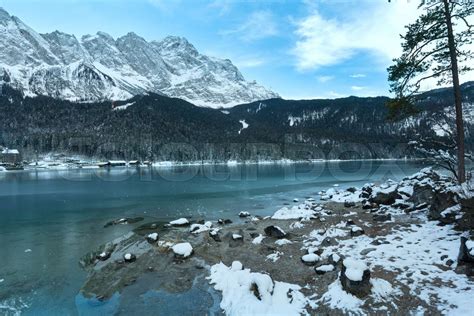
232;233;243;240
342;259;368;281
123;253;136;263
301;253;320;266
0;8;278;108
169;218;189;226
146;232;159;243
315;264;335;274
209;228;221;242
172;242;193;258
238;211;250;218
97;251;111;261
189;221;212;234
350;226;364;237
340;259;371;297
264;225;287;239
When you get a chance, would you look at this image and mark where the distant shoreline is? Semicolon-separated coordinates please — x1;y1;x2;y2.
1;157;426;173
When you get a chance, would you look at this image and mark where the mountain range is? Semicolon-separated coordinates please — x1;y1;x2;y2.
0;7;472;162
0;7;278;108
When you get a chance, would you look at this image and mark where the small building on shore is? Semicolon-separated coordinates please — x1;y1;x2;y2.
0;147;21;164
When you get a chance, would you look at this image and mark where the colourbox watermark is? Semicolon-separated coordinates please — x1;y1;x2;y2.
37;132;426;183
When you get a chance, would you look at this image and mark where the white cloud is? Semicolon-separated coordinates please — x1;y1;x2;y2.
351;86;366;91
208;0;233;16
235;57;265;68
350;74;366;78
292;1;420;71
317;75;334;83
220;10;278;42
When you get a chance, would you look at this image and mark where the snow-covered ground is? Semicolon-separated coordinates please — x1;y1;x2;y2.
208;261;307;316
206;167;474;315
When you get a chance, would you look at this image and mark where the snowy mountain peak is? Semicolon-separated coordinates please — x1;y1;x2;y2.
0;7;11;22
158;36;198;54
0;8;279;107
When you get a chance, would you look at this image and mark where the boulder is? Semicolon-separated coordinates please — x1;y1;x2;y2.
345;219;355;226
362;201;376;210
456;237;474;276
350;226;364;237
340;259;371;298
409;183;434;206
249;232;260;238
347;187;357;193
146;232;159;243
123;253;136;263
456;197;474;231
226;230;245;247
169;218;190;227
301;253;320;266
189;221;213;234
439;212;457;225
359;185;373;199
315;264;335;275
209;229;221;242
369;187;400;205
238;211;250;218
97;251;111;261
428;190;458;221
264;225;287;239
232;233;243;240
172;242;193;259
458;237;474;263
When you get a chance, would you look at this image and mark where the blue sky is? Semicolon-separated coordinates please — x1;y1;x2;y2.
0;0;425;99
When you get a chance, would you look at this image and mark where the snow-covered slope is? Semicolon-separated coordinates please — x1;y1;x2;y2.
0;8;278;108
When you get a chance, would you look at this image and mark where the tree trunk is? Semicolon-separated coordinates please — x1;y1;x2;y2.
442;0;466;183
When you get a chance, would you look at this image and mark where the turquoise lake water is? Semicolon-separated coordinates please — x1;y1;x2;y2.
0;160;429;315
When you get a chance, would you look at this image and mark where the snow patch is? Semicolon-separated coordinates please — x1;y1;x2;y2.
208;261;307;316
238;120;249;134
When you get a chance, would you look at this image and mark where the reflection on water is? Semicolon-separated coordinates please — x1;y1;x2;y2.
0;160;429;314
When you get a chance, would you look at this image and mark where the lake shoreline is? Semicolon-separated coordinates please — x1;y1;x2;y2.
78;167;474;315
2;157;426;173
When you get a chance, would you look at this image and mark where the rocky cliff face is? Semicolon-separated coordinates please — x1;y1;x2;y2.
0;8;279;108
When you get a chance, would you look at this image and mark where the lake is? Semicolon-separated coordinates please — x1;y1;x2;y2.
0;160;429;315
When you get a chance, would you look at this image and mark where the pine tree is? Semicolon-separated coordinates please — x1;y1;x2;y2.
388;0;473;183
